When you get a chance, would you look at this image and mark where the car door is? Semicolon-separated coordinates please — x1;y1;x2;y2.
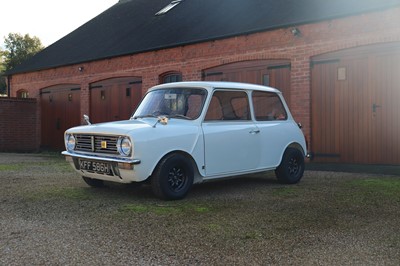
252;90;292;167
202;90;260;177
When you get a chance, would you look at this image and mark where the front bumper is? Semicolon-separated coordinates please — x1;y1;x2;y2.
62;151;142;183
61;151;141;164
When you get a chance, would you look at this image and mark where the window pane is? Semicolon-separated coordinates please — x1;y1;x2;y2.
134;88;206;120
252;91;287;121
162;73;182;84
205;90;250;121
204;95;223;120
263;74;270;86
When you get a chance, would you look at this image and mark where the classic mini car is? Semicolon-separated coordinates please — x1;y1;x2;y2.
62;81;307;200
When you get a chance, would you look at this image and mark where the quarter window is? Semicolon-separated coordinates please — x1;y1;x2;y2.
252;91;287;121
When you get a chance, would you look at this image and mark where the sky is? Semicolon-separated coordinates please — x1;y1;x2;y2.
0;0;117;49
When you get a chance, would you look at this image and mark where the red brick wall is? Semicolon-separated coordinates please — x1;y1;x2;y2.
0;97;39;152
7;7;400;150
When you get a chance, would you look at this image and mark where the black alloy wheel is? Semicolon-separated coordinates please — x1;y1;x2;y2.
151;153;194;200
275;148;305;184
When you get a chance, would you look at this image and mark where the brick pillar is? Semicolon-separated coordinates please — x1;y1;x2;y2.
290;56;311;148
141;72;159;93
80;82;90;124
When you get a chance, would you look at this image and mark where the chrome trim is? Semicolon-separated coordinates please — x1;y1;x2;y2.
62;151;141;164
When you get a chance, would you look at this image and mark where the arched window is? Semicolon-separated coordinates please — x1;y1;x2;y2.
160;71;182;84
17;89;29;98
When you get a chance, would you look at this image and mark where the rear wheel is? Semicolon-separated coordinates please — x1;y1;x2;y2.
151;153;194;200
275;148;305;184
82;176;104;188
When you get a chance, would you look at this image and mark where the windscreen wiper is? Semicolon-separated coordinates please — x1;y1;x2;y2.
132;114;159;120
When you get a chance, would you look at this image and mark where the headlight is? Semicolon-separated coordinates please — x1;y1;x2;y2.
66;134;76;151
117;137;132;156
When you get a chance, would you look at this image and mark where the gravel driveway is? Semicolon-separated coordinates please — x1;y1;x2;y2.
1;153;399;265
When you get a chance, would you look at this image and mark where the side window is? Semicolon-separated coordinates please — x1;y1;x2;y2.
204;95;223;120
186;94;204;118
205;90;250;121
252;91;287;121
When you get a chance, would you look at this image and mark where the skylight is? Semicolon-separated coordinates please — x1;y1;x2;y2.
155;0;183;16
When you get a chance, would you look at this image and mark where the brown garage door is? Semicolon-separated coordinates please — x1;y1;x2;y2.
202;60;291;106
41;85;81;150
90;77;142;124
311;42;400;164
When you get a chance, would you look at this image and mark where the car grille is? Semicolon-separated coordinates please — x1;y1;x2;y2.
75;134;119;155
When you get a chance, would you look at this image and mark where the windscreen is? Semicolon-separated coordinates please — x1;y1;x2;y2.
133;88;207;120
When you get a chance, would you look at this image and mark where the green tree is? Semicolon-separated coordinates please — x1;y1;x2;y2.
3;33;44;71
0;33;44;95
0;48;6;95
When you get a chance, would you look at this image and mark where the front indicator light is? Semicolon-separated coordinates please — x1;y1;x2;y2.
118;162;133;170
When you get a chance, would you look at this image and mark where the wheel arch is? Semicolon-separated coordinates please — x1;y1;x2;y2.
151;150;203;184
275;144;306;184
287;142;306;156
277;142;306;165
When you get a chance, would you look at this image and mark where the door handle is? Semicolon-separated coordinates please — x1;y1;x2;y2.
249;129;260;134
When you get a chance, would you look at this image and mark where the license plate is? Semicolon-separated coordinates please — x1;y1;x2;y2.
79;160;112;175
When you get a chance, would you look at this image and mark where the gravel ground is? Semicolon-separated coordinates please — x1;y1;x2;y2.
0;152;399;265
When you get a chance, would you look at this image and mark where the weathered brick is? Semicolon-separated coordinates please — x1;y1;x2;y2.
0;98;38;152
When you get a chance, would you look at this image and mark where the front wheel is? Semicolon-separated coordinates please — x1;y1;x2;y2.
151;154;194;200
275;148;305;184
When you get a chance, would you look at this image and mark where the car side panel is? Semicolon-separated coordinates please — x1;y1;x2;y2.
202;121;261;177
256;121;306;168
131;122;205;181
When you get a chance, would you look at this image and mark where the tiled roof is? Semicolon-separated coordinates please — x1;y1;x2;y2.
8;0;400;74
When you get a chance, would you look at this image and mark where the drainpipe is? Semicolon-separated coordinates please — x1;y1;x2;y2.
7;75;11;97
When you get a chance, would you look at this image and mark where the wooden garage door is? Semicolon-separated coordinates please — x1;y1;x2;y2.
41;85;81;150
90;77;142;124
311;43;400;164
202;60;291;106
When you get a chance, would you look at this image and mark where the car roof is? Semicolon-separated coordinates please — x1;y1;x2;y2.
149;81;281;94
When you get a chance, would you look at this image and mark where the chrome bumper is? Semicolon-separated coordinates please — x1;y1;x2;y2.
61;151;141;165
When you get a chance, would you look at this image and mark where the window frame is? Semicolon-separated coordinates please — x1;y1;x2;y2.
159;71;182;84
17;89;29;98
251;90;288;121
204;89;251;122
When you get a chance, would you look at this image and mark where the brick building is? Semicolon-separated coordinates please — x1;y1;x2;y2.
5;0;400;164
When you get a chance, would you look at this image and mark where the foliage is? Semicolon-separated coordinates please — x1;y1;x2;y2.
2;33;44;71
0;48;5;95
0;33;44;95
0;49;4;72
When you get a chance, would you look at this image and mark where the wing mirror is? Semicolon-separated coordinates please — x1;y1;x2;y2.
83;114;91;125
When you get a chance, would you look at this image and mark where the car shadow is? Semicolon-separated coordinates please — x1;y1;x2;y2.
80;172;284;201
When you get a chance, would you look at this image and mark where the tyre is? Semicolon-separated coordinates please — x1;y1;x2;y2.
151;153;194;200
82;176;105;188
275;148;305;184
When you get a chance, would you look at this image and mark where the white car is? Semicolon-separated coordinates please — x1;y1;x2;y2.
62;81;307;200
